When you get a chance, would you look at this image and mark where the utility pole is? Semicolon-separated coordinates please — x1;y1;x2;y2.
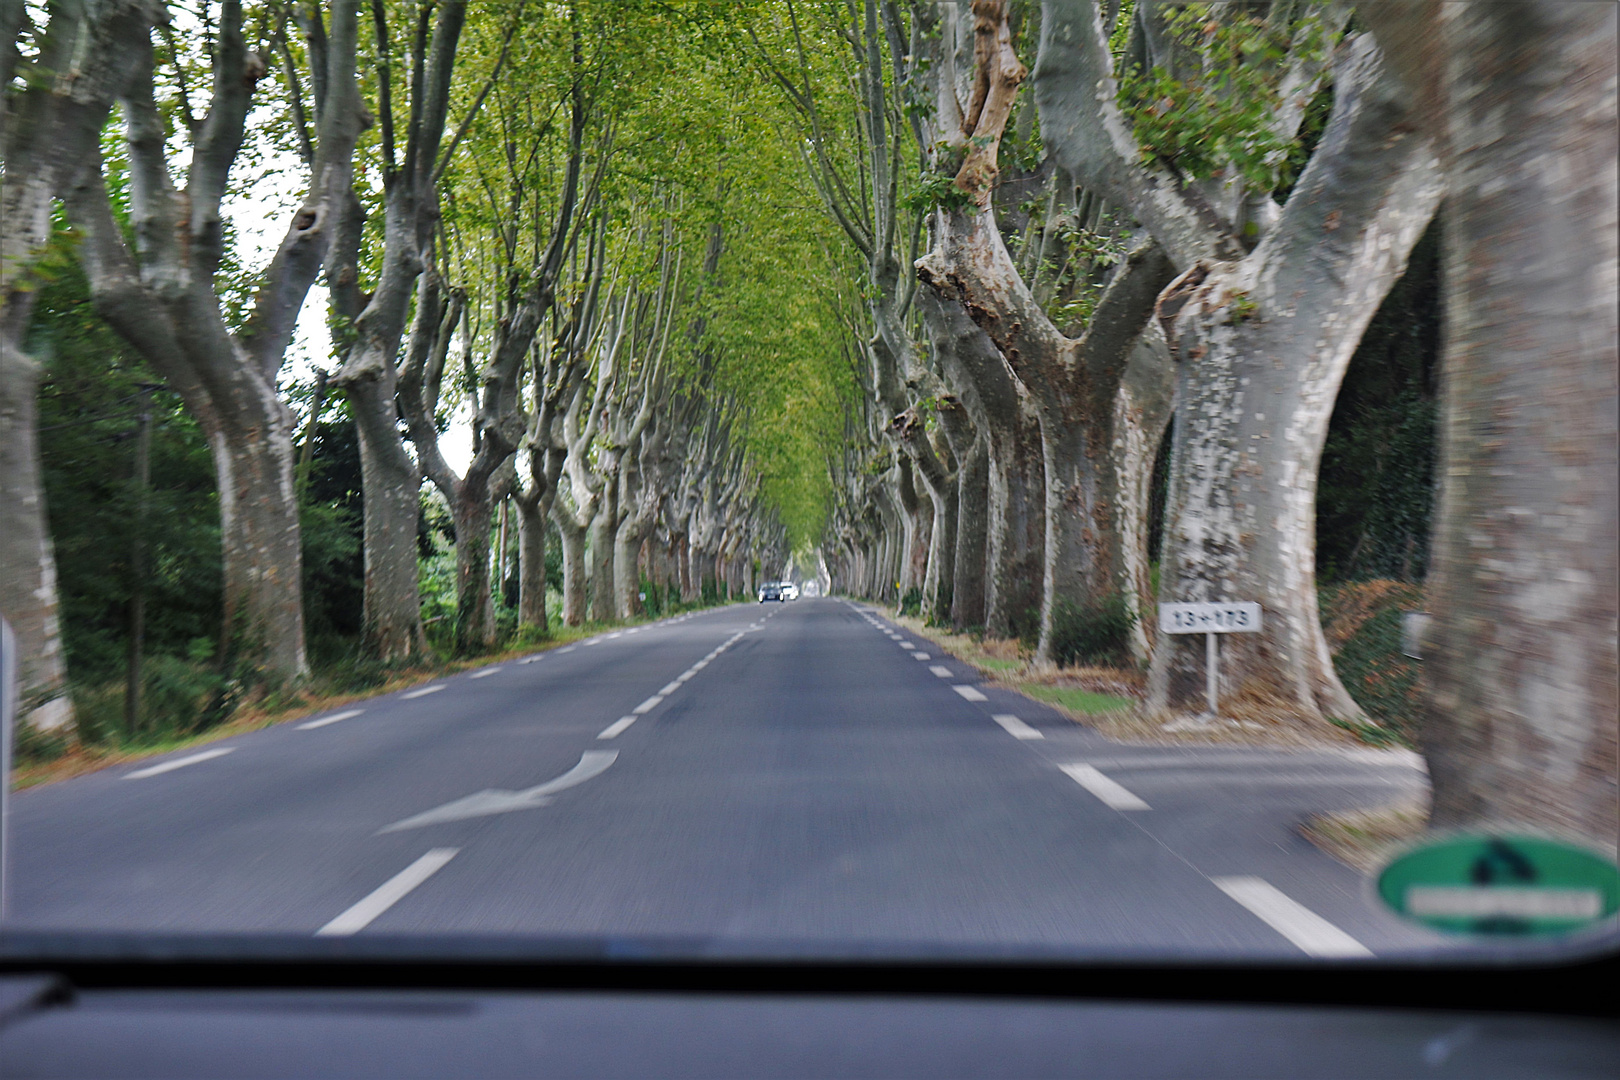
124;386;155;737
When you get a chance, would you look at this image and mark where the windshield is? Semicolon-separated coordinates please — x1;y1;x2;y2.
2;0;1614;964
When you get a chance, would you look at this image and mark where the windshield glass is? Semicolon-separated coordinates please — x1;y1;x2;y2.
2;0;1615;963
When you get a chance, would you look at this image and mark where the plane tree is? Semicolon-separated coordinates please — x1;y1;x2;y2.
1;0;154;730
66;0;371;679
1033;0;1442;722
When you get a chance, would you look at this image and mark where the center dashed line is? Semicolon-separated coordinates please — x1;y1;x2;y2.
316;849;459;937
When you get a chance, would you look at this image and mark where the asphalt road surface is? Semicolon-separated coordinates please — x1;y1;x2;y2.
4;599;1441;956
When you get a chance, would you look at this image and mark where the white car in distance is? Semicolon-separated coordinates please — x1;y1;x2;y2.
781;582;800;601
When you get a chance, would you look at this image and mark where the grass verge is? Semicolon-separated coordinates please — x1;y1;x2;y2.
1299;799;1430;874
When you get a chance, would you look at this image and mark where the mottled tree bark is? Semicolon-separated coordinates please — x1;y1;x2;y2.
68;1;369;680
1;0;150;729
1383;2;1617;847
328;1;470;662
1145;36;1442;721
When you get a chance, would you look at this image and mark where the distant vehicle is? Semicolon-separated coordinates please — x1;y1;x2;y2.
782;582;800;601
758;583;783;602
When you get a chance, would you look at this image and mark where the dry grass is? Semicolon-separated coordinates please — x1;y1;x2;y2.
1300;799;1430;874
881;608;1370;749
1320;580;1425;650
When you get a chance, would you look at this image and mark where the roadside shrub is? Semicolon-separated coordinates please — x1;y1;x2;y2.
1330;604;1420;747
140;654;236;737
898;587;924;617
1048;594;1137;668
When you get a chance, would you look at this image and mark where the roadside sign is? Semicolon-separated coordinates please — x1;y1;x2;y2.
1159;601;1262;635
1377;834;1620;937
1157;602;1262;718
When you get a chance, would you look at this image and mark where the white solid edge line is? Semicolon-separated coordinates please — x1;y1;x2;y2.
1059;764;1152;811
992;714;1043;740
315;849;459;937
469;668;501;679
953;685;989;702
1212;877;1374;958
125;747;235;779
297;709;364;730
632;695;664;714
659;681;682;695
598;715;638;740
929;666;953;678
401;684;446;699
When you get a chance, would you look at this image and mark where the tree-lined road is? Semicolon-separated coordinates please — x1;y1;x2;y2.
6;600;1436;955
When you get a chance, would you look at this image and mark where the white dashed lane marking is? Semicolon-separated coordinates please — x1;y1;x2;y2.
298;709;363;730
1060;764;1151;811
401;685;445;699
929;666;953;678
953;685;988;702
991;714;1043;740
1212;877;1373;958
597;715;638;740
913;653;930;661
125;747;235;779
316;849;459;937
469;668;501;679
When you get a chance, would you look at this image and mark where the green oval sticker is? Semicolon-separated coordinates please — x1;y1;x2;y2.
1377;834;1620;936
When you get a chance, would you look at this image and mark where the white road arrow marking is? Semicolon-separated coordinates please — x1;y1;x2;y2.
378;750;619;833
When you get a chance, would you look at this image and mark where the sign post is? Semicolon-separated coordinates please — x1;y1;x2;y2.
1158;602;1263;719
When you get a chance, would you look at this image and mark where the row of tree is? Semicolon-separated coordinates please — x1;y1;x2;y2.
3;1;851;729
784;1;1614;845
0;1;1613;847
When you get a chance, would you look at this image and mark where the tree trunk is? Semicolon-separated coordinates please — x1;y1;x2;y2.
0;332;71;731
452;489;495;653
555;506;588;626
951;431;991;629
207;378;310;678
1147;35;1443;722
346;372;426;661
588;490;617;622
515;492;549;631
1414;1;1618;847
1114;328;1175;665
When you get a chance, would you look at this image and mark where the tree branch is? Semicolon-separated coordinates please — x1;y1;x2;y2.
1033;0;1241;268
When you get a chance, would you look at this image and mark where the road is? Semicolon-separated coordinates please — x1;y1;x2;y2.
4;598;1440;956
